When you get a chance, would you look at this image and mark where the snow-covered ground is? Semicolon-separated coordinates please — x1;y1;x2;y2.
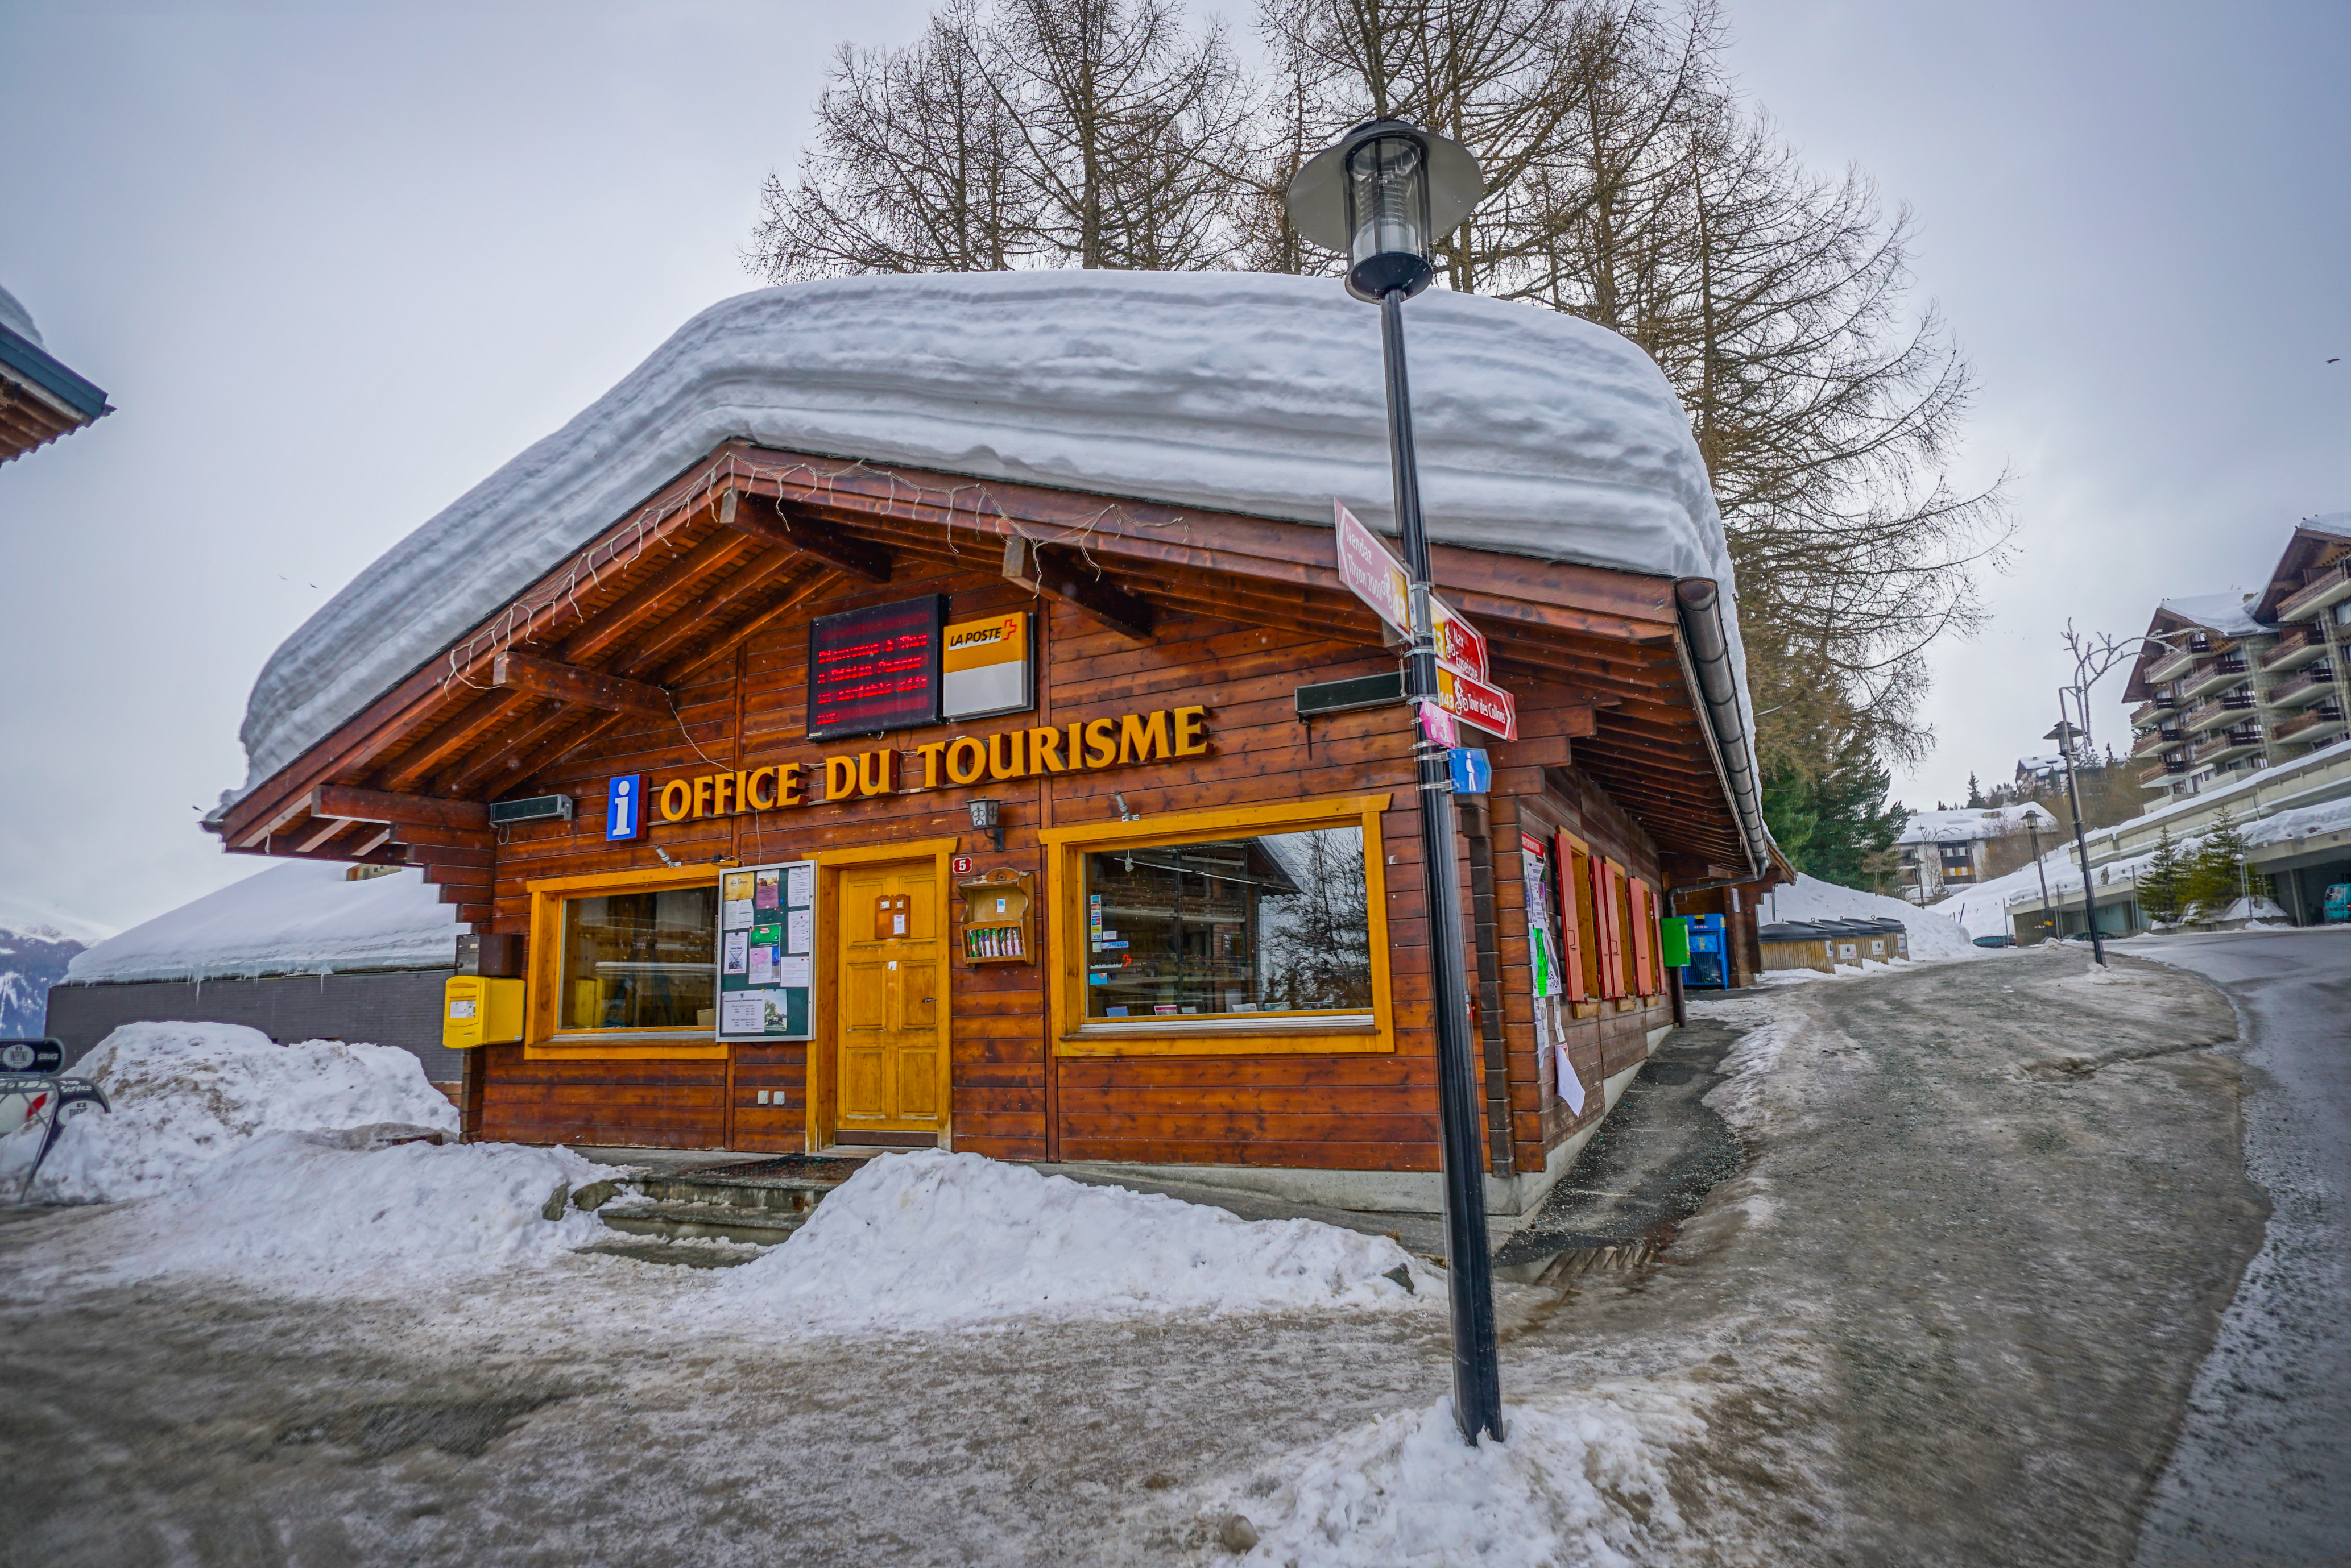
0;958;2261;1563
1755;873;1981;960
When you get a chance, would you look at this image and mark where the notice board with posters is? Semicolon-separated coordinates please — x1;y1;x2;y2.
717;860;817;1042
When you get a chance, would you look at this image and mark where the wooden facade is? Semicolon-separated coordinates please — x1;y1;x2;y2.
215;442;1782;1206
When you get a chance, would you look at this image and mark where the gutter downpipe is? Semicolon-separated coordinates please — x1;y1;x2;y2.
1674;578;1771;880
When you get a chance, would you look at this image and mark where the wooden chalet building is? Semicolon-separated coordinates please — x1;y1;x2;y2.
208;273;1783;1214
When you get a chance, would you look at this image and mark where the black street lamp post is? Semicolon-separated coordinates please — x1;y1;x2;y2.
1287;120;1502;1446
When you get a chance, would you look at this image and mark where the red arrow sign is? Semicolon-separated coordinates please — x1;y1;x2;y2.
1436;662;1518;742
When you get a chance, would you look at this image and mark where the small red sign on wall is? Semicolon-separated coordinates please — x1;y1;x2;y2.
951;856;976;876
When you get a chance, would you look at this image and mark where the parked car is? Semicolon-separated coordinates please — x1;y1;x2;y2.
1973;934;2017;948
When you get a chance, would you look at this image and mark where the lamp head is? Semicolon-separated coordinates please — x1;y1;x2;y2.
1285;119;1485;303
967;798;999;831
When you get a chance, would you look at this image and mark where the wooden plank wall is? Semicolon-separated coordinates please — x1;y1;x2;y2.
472;557;1677;1173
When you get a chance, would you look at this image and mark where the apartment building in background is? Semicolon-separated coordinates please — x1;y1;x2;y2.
2125;515;2351;802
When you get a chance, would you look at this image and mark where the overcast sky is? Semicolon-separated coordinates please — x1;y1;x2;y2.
3;0;2345;935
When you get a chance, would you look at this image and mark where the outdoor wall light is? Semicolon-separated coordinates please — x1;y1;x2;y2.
1285;119;1485;302
968;797;1003;852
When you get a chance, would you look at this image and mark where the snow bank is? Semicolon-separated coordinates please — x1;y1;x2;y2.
233;271;1744;799
64;861;455;985
20;1131;603;1297
0;1021;457;1202
710;1148;1430;1330
1226;1387;1704;1568
1758;874;1980;960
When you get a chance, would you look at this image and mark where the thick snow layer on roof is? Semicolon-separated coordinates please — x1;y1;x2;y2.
0;283;42;348
63;862;456;984
2159;590;2266;637
1756;874;1980;960
1894;804;2058;845
233;271;1742;798
2303;511;2351;540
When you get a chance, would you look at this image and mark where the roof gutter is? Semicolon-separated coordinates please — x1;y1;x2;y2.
1674;578;1771;878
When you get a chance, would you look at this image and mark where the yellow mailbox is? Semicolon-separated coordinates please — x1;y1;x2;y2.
442;975;525;1048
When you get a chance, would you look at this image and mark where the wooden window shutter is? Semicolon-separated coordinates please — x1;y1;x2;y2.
1596;858;1626;999
1552;831;1587;1002
1630;879;1656;995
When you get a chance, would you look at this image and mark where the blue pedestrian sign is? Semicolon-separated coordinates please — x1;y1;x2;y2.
1447;747;1492;795
606;774;645;841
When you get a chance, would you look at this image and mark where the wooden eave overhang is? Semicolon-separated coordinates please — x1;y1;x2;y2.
216;441;1757;923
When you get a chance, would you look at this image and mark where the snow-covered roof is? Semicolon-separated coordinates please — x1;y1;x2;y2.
0;284;40;349
233;271;1743;799
2158;590;2266;638
1895;804;2058;845
64;862;458;985
2303;511;2351;541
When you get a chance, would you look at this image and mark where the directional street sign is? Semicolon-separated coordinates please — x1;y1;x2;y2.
1435;662;1519;742
1332;501;1489;678
1334;500;1411;634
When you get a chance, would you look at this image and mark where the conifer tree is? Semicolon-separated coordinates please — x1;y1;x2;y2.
2182;811;2264;919
1965;772;1984;808
2139;827;2184;927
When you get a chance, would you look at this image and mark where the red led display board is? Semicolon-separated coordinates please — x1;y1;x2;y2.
807;595;945;740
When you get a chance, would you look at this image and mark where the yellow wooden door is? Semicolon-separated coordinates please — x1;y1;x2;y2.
835;862;943;1136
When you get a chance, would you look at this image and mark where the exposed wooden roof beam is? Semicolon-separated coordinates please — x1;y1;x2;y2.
374;691;520;794
554;528;758;666
615;550;805;678
1004;535;1154;642
491;650;671;720
721;489;892;583
312;784;493;831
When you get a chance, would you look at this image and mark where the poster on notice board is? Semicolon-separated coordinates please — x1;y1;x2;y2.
717;860;816;1041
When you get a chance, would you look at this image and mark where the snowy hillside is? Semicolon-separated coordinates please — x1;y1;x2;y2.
0;925;86;1037
1757;874;1980;960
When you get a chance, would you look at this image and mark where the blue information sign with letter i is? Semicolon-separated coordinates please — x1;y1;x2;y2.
606;774;644;841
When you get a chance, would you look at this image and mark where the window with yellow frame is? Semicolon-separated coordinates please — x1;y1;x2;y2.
523;865;726;1060
1041;794;1395;1056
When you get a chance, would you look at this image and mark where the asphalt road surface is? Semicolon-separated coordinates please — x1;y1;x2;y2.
2128;927;2351;1567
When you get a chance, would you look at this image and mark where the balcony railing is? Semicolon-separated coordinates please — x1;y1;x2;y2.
2273;704;2348;744
2180;654;2252;699
2189;724;2264;764
2130;725;2185;756
2266;664;2338;708
2143;646;2196;685
2279;558;2351;621
2259;624;2331;670
2129;694;2180;725
2182;690;2258;731
2138;757;2188;786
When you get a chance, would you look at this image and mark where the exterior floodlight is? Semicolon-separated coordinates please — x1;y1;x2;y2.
968;797;1003;852
1286;118;1503;1450
1285;119;1485;302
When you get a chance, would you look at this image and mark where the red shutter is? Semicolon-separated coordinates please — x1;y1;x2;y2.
1596;858;1626;999
1553;831;1587;1003
1630;880;1656;995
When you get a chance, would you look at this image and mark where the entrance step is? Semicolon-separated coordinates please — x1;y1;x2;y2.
578;1151;873;1252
